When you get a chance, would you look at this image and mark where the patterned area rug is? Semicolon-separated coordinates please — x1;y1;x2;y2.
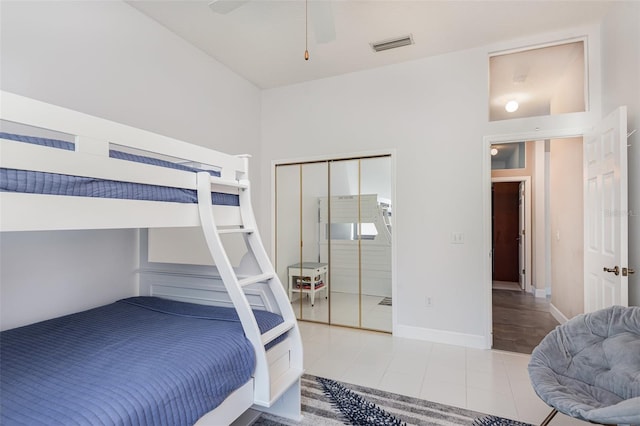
253;374;532;425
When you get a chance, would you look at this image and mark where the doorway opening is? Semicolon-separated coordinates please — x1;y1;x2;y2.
492;181;525;292
488;137;584;354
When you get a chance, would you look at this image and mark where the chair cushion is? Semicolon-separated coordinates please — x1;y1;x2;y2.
528;305;640;424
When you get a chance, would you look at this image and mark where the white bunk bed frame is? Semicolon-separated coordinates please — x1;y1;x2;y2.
0;91;303;423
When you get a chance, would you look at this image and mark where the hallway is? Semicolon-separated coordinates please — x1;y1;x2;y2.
492;289;560;354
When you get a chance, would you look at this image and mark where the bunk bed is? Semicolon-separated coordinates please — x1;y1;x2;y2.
0;91;303;425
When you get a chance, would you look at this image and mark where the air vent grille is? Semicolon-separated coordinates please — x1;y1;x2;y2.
371;35;414;52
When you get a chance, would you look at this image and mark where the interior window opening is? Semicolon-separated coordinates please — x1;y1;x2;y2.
491;141;526;170
489;40;587;121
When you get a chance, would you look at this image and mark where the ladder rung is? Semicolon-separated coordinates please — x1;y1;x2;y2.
210;177;249;189
217;228;255;234
261;320;295;346
237;273;274;287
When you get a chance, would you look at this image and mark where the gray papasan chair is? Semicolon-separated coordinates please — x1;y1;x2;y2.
528;305;640;426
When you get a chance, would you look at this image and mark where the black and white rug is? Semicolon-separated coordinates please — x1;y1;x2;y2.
253;375;532;425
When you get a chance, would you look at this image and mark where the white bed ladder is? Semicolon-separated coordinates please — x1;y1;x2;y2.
195;167;303;409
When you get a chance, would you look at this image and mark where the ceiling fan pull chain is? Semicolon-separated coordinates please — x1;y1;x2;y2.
304;0;310;60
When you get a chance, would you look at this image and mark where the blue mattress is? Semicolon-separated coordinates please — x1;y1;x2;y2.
0;132;240;206
0;297;284;426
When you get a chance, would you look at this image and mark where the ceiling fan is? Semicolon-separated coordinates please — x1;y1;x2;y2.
208;0;336;44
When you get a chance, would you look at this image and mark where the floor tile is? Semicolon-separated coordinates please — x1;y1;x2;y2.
378;371;423;398
467;369;511;393
467;386;519;420
466;351;506;374
296;321;593;425
386;350;430;376
419;380;467;409
352;349;394;372
306;354;352;380
340;364;385;389
424;362;466;387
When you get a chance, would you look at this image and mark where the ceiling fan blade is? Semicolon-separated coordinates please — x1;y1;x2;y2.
309;1;336;44
208;0;250;14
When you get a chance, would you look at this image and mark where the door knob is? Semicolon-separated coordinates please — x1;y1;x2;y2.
603;266;620;276
622;267;635;276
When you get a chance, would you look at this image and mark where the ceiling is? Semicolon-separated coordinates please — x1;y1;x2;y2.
128;1;613;90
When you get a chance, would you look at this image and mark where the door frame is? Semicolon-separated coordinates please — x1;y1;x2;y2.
492;176;532;293
482;127;585;349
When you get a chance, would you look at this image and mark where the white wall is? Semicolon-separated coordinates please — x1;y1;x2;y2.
0;230;138;330
550;137;584;319
2;0;630;343
261;25;603;347
0;1;259;155
0;0;261;327
601;1;640;306
262;47;489;343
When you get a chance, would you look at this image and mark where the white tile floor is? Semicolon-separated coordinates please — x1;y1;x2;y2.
299;321;589;426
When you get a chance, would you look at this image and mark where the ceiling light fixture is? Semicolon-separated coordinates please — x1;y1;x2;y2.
505;100;519;113
304;0;309;61
491;148;499;156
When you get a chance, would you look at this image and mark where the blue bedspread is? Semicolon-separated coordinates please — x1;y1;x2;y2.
0;132;240;206
0;297;284;426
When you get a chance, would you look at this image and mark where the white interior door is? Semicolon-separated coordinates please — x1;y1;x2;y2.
584;106;629;312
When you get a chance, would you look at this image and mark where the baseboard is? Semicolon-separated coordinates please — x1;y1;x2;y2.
549;303;569;325
394;324;487;349
535;288;547;298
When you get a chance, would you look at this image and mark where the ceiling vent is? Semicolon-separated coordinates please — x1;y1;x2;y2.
371;34;414;53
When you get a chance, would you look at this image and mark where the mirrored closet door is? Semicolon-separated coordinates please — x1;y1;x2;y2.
359;157;392;331
275;155;392;332
326;159;360;328
276;162;329;323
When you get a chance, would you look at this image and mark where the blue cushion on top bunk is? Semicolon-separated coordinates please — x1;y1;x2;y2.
110;149;221;176
0;132;241;205
0;132;74;150
528;306;640;425
0;168;240;205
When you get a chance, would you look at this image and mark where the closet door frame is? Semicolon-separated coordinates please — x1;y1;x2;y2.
272;149;397;333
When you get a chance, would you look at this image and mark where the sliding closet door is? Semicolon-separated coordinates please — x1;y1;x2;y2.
360;157;392;332
276;155;392;331
328;159;361;328
298;162;329;322
275;162;329;323
275;164;302;318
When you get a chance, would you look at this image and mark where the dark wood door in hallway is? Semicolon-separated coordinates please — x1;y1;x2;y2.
492;182;521;282
492;289;559;354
